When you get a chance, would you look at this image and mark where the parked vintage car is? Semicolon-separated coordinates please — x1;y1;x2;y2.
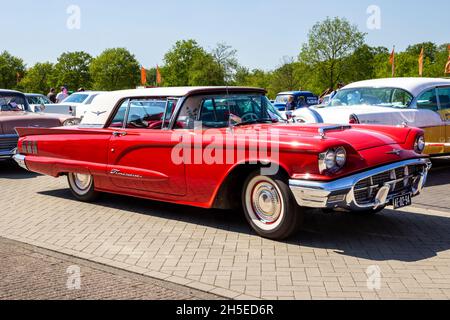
57;91;104;118
292;78;450;155
25;93;76;116
13;87;431;239
0;90;79;160
273;91;319;112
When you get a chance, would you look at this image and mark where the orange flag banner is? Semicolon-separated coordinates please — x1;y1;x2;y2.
156;65;162;85
389;47;395;77
418;47;424;76
446;45;450;74
140;67;147;86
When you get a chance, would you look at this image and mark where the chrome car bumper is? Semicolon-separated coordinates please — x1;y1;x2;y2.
0;134;19;159
12;153;28;171
289;158;432;211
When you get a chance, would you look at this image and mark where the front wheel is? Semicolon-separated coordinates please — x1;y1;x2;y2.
242;172;304;240
67;173;99;202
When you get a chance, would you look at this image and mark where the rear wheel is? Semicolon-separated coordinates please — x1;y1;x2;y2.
242;171;303;240
67;173;99;202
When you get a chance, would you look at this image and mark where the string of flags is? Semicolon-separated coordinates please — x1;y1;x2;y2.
390;44;450;77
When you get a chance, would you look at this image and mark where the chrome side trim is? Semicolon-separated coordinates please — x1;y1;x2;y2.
13;153;29;171
289;158;432;211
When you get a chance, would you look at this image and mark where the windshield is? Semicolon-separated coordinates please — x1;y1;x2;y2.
330;87;413;108
27;95;51;105
63;93;89;104
0;93;29;111
197;94;284;128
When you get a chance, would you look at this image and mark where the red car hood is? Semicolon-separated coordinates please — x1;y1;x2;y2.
0;111;65;135
239;123;410;152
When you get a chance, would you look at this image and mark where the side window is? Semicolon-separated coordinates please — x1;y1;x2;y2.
126;100;166;129
392;89;412;107
436;87;450;110
417;89;438;112
109;100;128;128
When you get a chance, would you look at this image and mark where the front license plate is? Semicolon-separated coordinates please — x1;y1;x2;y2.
393;194;412;209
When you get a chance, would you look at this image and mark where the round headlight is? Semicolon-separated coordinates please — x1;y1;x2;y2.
335;147;347;167
324;150;336;169
414;135;425;154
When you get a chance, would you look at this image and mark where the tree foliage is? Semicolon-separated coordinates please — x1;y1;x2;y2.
90;48;141;91
300;17;366;90
18;62;54;94
53;51;93;90
162;40;225;86
0;51;26;89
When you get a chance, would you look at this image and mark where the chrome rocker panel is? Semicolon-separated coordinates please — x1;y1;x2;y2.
289;158;432;211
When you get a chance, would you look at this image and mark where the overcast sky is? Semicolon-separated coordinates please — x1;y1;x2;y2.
3;0;449;70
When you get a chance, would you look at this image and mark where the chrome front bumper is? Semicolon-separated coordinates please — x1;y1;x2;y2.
289;158;432;211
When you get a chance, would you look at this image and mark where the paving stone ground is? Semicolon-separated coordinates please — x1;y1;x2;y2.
0;236;222;300
0;158;449;300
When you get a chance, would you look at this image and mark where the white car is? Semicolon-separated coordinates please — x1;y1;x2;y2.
293;78;450;156
58;91;105;118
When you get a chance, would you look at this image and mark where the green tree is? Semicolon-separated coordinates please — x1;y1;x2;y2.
0;51;26;89
235;67;274;97
211;43;239;84
269;57;302;95
53;51;93;91
17;62;54;94
299;17;366;91
90;48;141;91
162;40;225;86
343;45;388;83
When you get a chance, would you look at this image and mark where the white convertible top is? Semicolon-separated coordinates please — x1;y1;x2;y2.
344;78;450;96
81;86;265;126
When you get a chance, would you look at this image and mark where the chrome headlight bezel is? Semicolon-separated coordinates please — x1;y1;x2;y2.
414;135;426;154
319;147;347;174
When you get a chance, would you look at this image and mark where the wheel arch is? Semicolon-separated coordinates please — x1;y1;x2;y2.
211;162;290;210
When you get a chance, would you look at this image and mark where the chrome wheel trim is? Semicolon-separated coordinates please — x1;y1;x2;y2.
69;173;93;196
245;176;285;231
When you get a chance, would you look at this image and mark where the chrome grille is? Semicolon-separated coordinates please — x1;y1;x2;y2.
0;136;18;152
353;164;425;205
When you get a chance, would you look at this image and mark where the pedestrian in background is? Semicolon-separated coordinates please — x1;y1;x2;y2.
56;86;69;103
47;88;56;103
285;95;296;111
77;87;85;92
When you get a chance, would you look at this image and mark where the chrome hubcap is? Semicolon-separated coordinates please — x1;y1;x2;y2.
251;182;282;224
73;173;91;191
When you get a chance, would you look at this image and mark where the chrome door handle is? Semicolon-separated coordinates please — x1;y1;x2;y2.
112;131;127;137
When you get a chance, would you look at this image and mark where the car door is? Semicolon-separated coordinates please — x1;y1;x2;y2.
416;88;446;155
436;86;450;153
106;98;186;196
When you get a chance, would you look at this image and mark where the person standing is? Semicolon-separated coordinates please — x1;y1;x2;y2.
285;95;296;111
47;88;57;103
56;86;69;103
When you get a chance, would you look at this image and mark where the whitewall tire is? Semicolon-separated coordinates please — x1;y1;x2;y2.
242;171;303;240
67;173;99;202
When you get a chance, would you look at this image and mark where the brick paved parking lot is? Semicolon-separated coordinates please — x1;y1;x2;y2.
0;158;449;300
0;236;221;300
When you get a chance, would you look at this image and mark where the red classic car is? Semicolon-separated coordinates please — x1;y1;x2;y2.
13;87;431;240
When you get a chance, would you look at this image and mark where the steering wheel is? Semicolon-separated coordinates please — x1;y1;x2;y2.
241;113;259;123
